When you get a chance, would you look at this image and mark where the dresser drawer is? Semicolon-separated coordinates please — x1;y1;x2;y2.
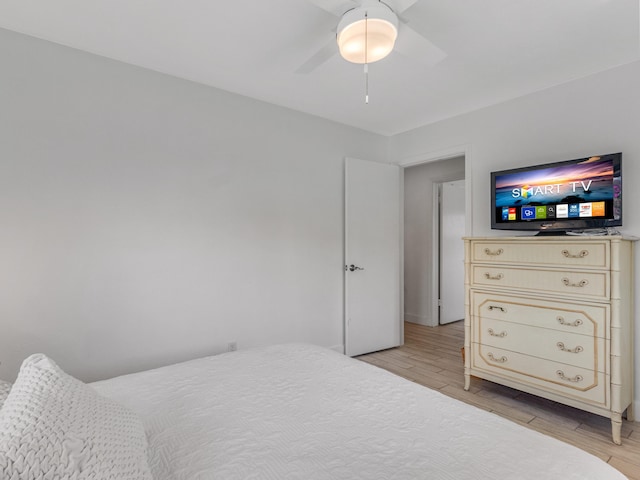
471;265;609;301
471;240;609;269
471;291;608;338
472;343;608;407
473;318;605;372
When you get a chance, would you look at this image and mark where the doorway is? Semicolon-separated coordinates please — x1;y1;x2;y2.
403;155;466;328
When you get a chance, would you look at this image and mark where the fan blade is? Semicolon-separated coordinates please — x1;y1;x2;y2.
394;23;446;66
307;0;358;17
387;0;418;15
296;39;337;74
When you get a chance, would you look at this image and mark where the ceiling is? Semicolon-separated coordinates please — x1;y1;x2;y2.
0;0;638;136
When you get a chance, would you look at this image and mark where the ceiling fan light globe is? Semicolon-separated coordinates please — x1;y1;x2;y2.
337;7;398;64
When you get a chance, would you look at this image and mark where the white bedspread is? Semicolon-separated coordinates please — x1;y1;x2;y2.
92;344;627;480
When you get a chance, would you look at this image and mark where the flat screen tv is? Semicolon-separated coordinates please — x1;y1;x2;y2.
491;153;622;234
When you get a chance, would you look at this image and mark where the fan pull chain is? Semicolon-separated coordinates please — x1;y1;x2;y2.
364;64;369;104
364;11;369;104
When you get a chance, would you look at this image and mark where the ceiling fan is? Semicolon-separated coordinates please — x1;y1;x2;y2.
298;0;446;74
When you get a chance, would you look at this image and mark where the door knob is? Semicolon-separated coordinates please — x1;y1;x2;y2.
346;264;365;272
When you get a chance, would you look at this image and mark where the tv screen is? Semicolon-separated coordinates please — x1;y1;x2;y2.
491;153;622;233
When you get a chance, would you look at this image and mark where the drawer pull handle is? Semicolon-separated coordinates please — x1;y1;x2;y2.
562;278;588;288
488;328;507;338
562;249;589;259
488;305;506;313
557;316;583;327
557;370;583;383
484;273;504;281
484;248;504;256
557;342;584;354
487;352;508;363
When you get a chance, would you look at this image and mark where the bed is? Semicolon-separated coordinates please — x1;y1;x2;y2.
0;343;628;479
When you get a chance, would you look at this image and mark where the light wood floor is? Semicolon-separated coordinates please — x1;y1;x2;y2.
357;321;640;480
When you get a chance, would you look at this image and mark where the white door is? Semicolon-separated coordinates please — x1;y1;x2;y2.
345;158;402;357
439;179;466;324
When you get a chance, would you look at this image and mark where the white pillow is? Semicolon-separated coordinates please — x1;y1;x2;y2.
0;380;10;410
0;354;153;479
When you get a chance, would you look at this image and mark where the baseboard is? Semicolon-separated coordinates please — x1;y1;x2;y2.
405;312;436;327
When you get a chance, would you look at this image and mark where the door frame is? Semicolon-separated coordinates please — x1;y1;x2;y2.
399;144;473;327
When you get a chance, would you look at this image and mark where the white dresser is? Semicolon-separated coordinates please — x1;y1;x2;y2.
463;236;635;444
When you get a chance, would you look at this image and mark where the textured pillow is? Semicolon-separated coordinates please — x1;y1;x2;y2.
0;354;153;479
0;380;11;410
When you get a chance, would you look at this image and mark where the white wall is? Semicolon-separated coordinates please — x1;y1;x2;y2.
404;157;464;326
390;60;640;412
0;28;388;382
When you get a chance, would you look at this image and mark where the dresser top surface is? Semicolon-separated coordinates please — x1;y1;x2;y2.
464;235;638;242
